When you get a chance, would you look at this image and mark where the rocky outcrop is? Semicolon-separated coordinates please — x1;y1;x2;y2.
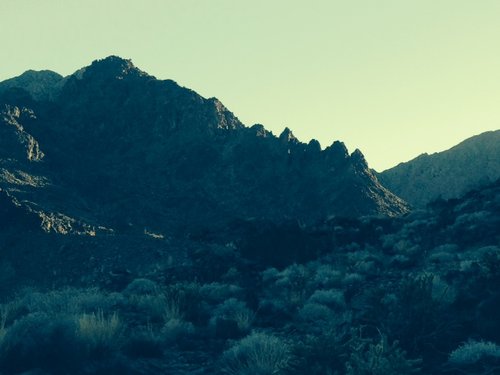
0;105;44;161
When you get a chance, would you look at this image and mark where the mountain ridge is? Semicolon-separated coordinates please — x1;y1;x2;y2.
0;56;408;238
378;130;500;207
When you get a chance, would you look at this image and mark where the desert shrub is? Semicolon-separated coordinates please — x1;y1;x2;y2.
162;295;184;322
458;259;477;272
0;313;83;374
161;318;194;344
298;303;332;324
308;289;345;310
429;251;456;264
78;291;126;313
123;325;164;358
76;310;123;358
311;264;343;289
210;298;254;333
345;333;421;375
263;264;312;312
347;283;396;330
294;327;349;375
164;282;203;324
21;289;79;315
342;273;365;287
478;246;500;282
389;254;414;269
346;249;381;267
123;285;170;324
353;260;380;277
19;287;124;316
132;294;168;322
261;267;280;283
199;282;244;304
257;299;292;326
448;340;500;365
260;264;347;327
431;275;457;305
384;273;459;369
221;332;292;375
221;266;241;283
123;278;160;296
381;233;398;250
297;300;352;343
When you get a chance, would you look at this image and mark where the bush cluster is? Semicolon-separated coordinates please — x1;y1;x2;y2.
0;181;498;374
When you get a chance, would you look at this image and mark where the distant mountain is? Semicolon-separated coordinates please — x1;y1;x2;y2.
0;69;63;102
378;130;500;207
0;56;408;238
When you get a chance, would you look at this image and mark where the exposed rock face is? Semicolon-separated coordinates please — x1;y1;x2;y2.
378;130;500;207
0;56;408;236
0;105;44;161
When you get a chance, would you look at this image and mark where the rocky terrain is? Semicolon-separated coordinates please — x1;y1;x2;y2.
0;56;498;375
378;130;500;207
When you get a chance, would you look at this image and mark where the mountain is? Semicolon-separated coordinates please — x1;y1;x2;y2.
0;69;64;102
378;130;500;207
0;56;408;239
1;56;499;375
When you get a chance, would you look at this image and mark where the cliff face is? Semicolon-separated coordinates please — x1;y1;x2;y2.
378;130;500;207
0;56;408;237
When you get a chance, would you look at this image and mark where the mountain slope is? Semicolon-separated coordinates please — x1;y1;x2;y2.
378;130;500;207
0;56;408;237
0;69;63;102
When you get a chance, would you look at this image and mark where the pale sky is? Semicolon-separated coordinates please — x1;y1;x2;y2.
1;0;499;171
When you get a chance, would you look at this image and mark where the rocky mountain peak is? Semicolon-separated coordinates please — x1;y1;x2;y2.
207;98;244;131
325;140;349;160
306;139;321;153
350;148;368;168
250;124;271;138
82;56;148;81
0;69;63;102
279;127;299;144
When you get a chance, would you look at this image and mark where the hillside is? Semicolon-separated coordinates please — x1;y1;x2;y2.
0;174;498;374
378;130;500;207
2;56;498;375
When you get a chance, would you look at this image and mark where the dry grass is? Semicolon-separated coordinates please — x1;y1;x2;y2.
76;309;123;353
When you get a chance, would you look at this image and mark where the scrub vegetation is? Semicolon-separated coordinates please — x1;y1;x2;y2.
0;180;498;374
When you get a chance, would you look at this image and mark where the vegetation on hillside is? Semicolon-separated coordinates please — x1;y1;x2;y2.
0;180;498;374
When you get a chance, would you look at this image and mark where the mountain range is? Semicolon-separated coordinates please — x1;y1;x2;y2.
0;56;408;239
